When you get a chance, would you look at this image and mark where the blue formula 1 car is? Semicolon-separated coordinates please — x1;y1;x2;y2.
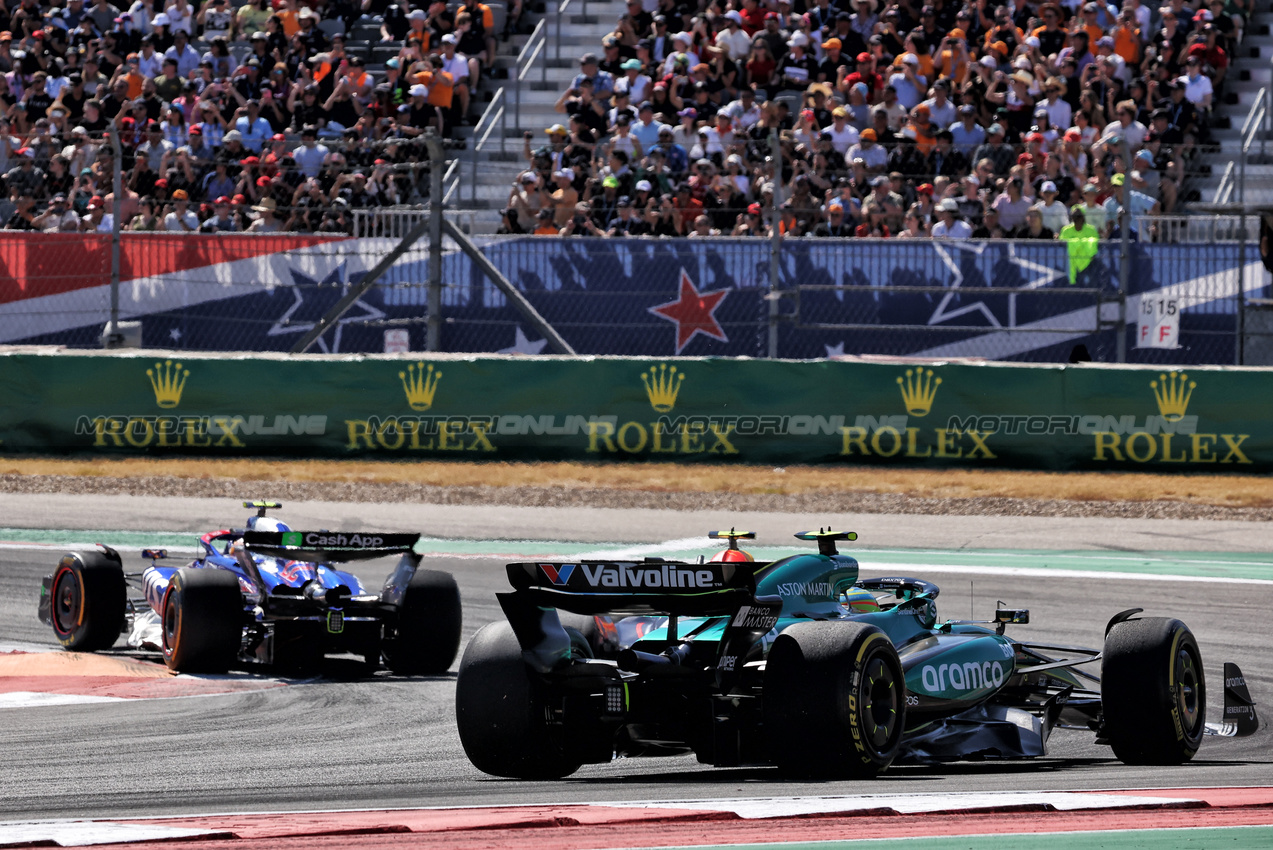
38;501;461;675
456;529;1258;779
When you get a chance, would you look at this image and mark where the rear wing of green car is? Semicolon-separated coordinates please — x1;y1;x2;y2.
500;558;781;679
503;558;757;616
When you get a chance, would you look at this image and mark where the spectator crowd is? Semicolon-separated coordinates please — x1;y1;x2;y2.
0;0;517;233
501;0;1244;240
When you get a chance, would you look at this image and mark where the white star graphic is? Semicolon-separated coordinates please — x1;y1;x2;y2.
928;241;1001;327
266;263;385;354
824;341;846;357
169;328;183;341
499;326;548;355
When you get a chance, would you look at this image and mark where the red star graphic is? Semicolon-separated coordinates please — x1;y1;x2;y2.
648;269;730;354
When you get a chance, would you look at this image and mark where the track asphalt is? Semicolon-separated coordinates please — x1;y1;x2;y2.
0;492;1268;848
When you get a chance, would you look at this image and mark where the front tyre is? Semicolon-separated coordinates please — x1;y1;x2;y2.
1102;616;1205;765
764;621;906;778
454;621;581;779
382;570;462;675
161;568;243;673
49;550;126;651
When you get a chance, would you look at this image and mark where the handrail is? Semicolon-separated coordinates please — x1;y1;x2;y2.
1214;160;1236;205
1209;88;1264;205
512;18;548;142
470;88;507;202
1237;87;1267;204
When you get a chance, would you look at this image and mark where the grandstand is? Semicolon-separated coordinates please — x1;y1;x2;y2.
0;0;1260;236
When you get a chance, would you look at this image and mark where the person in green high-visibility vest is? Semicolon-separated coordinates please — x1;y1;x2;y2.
1057;205;1100;285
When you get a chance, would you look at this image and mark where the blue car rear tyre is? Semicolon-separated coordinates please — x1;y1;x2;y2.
49;550;126;652
161;568;243;673
382;569;462;675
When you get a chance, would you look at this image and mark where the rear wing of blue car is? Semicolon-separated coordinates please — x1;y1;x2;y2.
242;531;420;562
504;558;759;616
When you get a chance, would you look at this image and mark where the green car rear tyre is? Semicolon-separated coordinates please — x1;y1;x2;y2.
764;621;906;778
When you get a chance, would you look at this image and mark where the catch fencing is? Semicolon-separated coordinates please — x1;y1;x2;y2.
0;233;1268;364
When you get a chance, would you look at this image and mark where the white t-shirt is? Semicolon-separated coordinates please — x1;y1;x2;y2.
715;28;752;62
1037;199;1069;234
442;53;468;82
1181;73;1213;107
164;209;199;231
827;123;859;155
931;218;972;239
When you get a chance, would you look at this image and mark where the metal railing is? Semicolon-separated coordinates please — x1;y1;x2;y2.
512;17;549;143
1215;86;1267;204
1133;214;1246;242
351;206;475;237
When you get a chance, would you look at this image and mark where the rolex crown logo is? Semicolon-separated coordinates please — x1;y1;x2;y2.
642;363;685;413
896;368;942;417
400;362;442;411
147;360;189;408
1151;371;1195;422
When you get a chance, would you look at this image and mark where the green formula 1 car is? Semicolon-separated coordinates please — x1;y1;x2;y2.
455;530;1258;779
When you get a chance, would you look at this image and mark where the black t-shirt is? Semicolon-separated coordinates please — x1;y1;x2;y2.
25;91;53;120
324;97;359;129
565;99;606;135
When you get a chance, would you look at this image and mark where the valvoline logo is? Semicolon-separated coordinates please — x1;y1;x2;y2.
540;563;577;585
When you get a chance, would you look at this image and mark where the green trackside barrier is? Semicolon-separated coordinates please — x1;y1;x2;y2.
0;350;1265;471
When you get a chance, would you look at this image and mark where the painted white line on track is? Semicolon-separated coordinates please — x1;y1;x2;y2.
852;562;1273;585
0;692;128;709
601;791;1200;818
0;821;222;847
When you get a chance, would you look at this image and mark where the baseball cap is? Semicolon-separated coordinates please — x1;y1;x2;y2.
1042;181;1057;193
635;179;652;192
1110;173;1126;186
172;189;189;199
602;176;619;188
410;83;428;97
546;123;567;135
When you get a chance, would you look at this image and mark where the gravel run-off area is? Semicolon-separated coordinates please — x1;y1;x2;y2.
5;473;1273;523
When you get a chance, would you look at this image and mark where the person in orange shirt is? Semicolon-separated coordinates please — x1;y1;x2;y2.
1112;10;1141;65
934;30;969;83
274;0;301;37
120;53;145;99
1075;2;1104;47
906;104;937;155
404;9;430;54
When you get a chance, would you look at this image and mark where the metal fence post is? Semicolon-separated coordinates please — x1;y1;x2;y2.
427;134;445;352
768;131;782;358
1116;139;1130;363
1238;210;1247;365
102;126;123;347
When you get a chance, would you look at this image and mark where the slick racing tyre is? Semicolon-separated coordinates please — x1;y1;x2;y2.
382;570;462;675
161;568;243;673
1102;617;1205;765
49;550;126;651
764;621;906;778
455;621;582;779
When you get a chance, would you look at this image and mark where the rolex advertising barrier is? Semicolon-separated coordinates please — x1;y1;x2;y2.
0;350;1264;472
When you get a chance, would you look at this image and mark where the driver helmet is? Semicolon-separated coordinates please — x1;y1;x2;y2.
709;530;755;562
246;516;291;533
841;586;881;613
